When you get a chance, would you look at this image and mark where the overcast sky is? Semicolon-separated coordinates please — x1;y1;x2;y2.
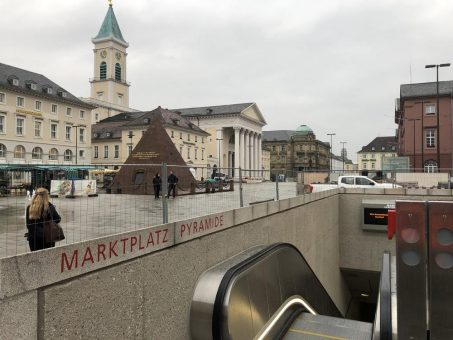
1;0;453;158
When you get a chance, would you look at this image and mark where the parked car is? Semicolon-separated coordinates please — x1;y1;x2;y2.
308;175;401;193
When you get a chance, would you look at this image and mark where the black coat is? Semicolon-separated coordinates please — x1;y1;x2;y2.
26;203;61;241
168;173;178;185
153;176;162;186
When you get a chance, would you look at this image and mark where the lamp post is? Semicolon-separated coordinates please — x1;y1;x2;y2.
407;118;421;171
327;133;336;182
425;63;451;171
73;125;80;165
340;141;347;173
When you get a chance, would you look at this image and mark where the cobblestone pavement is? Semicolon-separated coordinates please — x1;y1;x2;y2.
0;182;297;258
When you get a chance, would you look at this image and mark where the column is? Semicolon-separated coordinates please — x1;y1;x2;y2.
254;133;259;176
251;132;256;172
248;132;253;176
244;130;249;171
216;128;223;169
258;134;262;178
240;129;245;169
234;127;241;178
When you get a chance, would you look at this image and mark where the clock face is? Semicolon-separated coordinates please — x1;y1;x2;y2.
115;52;121;60
100;50;107;58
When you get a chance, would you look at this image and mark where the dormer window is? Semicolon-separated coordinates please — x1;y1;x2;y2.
12;79;19;86
144;118;150;124
93;133;99;138
371;147;375;151
381;146;385;151
58;90;67;98
31;84;37;90
172;118;180;125
43;86;53;94
106;132;112;138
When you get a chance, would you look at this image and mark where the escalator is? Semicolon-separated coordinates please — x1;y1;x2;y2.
190;243;392;340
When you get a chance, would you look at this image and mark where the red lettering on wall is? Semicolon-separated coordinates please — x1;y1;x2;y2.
180;224;186;238
155;230;161;244
138;234;145;250
163;229;169;243
61;250;78;272
109;240;118;258
81;247;94;267
220;214;224;226
147;231;154;246
120;238;129;254
130;236;138;252
97;243;106;262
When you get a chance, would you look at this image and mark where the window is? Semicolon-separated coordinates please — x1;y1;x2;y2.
16;97;24;107
187;147;191;159
51;104;58;114
171;130;174;138
272;146;276;151
424;160;438;173
14;145;25;158
79;128;85;143
128;145;132;155
202;148;205;160
49;148;59;161
95;113;99;122
202;137;204;144
34;120;42;137
16;117;24;135
0;92;5;104
188;134;191;141
104;145;108;158
32;147;43;160
195;136;198;142
100;62;107;80
80;110;85;119
35;101;42;111
426;129;436;148
79;150;84;158
0;114;5;133
363;163;367;169
134;171;145;185
371;162;375;169
195;148;198;160
66;107;72;116
341;177;354;185
0;144;6;158
50;123;58;139
282;145;286;152
115;63;121;81
65;126;71;140
114;145;119;158
356;177;373;185
180;132;182;139
64;149;73;162
94;146;99;158
425;104;436;115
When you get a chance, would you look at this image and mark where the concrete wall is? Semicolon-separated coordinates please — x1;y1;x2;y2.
339;187;453;271
0;189;349;340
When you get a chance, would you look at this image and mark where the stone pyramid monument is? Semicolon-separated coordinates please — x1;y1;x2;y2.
111;107;196;195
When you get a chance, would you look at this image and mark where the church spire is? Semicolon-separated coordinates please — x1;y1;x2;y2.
92;2;128;47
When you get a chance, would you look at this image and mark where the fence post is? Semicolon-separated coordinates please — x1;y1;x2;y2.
276;173;280;201
162;163;168;224
239;167;244;207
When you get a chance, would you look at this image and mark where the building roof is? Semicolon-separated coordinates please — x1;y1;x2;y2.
294;125;313;136
400;81;453;98
92;107;209;141
172;103;254;117
92;4;128;47
262;130;295;142
0;63;93;109
358;136;397;153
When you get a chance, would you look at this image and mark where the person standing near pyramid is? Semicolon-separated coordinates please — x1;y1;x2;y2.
168;171;179;198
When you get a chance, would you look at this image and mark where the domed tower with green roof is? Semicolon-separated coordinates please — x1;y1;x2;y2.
90;0;130;115
293;124;315;141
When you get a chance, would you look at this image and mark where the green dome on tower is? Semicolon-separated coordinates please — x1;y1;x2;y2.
294;125;313;136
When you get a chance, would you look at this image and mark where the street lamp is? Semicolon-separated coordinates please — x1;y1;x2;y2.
340;141;347;173
73;125;81;165
407;118;421;171
425;63;451;170
327;133;336;182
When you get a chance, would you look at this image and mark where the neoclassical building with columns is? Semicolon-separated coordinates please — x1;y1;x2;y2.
175;103;267;178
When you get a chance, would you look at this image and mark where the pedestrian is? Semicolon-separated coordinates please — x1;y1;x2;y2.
168;170;179;198
25;187;61;251
153;173;162;199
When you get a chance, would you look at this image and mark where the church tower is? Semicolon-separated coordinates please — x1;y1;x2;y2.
90;1;130;110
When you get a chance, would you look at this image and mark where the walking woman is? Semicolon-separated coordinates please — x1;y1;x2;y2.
26;187;61;251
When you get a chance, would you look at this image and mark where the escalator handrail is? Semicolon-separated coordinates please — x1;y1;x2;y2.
254;295;317;340
379;251;392;340
211;242;342;339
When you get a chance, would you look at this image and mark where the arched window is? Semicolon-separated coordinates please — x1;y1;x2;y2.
64;149;73;162
0;144;6;158
32;147;43;159
100;62;107;80
14;145;25;158
49;148;59;160
115;63;121;81
424;160;438;173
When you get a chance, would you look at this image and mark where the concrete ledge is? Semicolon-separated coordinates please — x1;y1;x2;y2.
343;188;365;194
384;188;406;195
0;223;175;298
279;198;290;211
304;193;313;204
364;188;385;195
252;202;268;219
234;206;253;225
289;195;304;208
406;188;428;195
0;290;37;340
428;188;452;196
267;200;280;215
